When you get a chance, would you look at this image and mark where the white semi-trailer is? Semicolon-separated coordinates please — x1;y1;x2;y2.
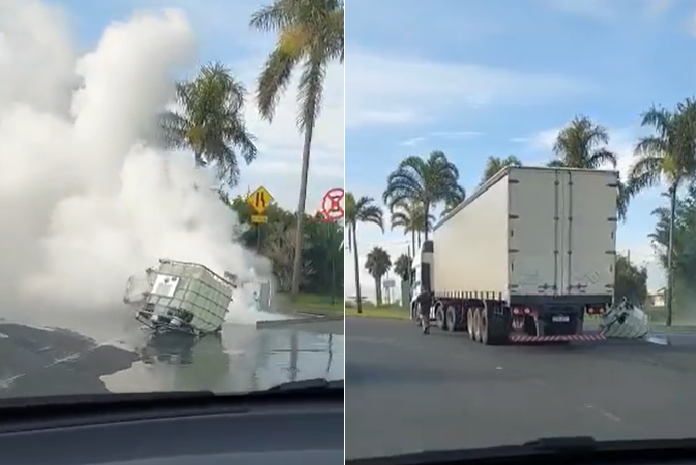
409;166;619;344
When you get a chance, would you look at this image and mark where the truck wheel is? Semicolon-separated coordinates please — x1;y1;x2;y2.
456;308;465;330
435;305;447;330
445;306;457;332
467;308;475;340
480;310;490;344
482;305;509;345
473;308;482;342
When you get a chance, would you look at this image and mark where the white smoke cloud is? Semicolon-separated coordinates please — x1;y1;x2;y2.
0;0;271;323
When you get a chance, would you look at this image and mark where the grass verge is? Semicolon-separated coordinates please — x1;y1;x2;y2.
345;306;410;320
649;323;696;333
275;292;344;317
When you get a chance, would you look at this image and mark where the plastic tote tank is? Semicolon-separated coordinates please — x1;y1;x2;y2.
144;259;233;335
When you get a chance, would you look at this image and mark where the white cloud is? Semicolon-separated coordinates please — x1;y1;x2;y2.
430;131;483;139
510;137;530;143
645;0;682;16
346;52;593;128
399;136;426;147
541;0;678;21
540;0;618;21
398;131;483;147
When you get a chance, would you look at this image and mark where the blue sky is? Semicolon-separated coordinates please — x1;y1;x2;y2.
47;0;344;214
345;0;691;300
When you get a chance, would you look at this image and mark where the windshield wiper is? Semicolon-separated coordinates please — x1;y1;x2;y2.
255;378;343;394
0;381;343;426
0;379;342;412
347;436;696;465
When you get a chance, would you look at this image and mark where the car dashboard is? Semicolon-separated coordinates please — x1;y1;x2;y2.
0;387;344;465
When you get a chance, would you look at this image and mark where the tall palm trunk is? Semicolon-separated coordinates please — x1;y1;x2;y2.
410;230;416;260
666;184;677;327
351;223;363;313
423;202;431;241
374;277;382;305
290;124;315;297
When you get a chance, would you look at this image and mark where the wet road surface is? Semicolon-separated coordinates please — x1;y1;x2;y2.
0;315;343;398
345;318;696;459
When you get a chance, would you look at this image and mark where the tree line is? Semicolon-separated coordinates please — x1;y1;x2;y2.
347;103;696;323
156;0;344;300
220;192;343;298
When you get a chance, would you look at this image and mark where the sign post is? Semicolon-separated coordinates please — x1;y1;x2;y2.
318;188;345;304
247;185;274;250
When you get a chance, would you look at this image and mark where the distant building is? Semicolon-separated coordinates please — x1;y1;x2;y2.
647;287;666;308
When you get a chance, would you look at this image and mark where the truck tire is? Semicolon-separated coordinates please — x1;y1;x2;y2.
473;308;482;342
481;304;509;345
435;305;447;330
467;308;475;340
445;306;457;332
480;308;492;345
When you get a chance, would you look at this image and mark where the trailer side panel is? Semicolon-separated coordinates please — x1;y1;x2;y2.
433;173;510;297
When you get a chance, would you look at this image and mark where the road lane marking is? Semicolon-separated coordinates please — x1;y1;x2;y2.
584;403;622;422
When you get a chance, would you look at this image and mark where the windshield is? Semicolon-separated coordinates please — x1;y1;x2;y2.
0;0;344;400
344;0;696;460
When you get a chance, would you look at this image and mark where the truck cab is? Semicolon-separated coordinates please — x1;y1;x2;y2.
409;242;435;321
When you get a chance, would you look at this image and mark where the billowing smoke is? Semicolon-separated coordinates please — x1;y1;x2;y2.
0;0;271;322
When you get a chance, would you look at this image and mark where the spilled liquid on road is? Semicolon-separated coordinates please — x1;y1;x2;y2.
102;324;343;393
0;311;343;397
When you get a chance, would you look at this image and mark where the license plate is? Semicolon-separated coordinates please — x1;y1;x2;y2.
552;315;570;323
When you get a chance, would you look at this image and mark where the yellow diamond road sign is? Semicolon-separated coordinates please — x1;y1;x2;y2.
248;185;273;214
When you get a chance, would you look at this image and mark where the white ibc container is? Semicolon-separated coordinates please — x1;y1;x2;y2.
146;260;233;334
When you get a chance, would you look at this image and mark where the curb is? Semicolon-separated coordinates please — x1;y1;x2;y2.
256;315;344;328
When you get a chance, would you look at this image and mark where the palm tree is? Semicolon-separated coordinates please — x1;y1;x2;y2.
365;247;392;306
549;116;616;169
249;0;345;298
394;254;412;282
391;200;435;254
383;150;465;240
345;193;383;313
439;190;466;220
548;115;628;221
627;99;696;326
480;155;522;186
159;62;258;187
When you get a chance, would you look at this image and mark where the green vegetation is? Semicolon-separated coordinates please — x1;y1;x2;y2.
383;150;465;237
348;101;696;325
345;193;383;313
344;302;409;320
157;1;344;310
159;62;258;185
226;195;343;301
277;292;344;316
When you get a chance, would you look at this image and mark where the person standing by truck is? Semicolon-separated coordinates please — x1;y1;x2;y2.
417;292;432;334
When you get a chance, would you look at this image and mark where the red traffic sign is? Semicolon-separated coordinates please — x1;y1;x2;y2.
320;188;345;221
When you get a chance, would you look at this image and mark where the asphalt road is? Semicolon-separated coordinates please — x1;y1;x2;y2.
345;317;696;459
0;315;343;399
